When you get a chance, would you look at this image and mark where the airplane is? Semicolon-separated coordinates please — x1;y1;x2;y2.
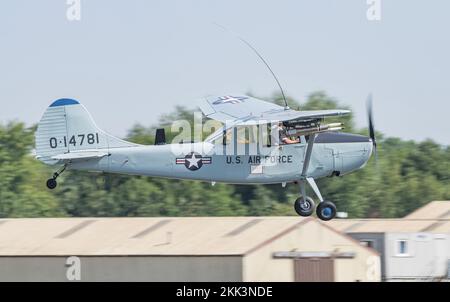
35;94;377;221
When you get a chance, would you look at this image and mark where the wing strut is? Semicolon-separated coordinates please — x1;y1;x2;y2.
301;133;317;177
306;177;324;202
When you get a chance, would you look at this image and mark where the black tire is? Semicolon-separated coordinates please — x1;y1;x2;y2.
46;178;57;190
294;196;315;216
316;201;337;221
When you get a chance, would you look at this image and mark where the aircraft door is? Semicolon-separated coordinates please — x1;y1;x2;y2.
257;125;306;177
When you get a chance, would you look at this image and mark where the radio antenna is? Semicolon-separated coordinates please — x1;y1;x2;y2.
213;23;289;110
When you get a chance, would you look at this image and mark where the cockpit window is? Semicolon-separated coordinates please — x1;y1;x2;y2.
207;123;287;147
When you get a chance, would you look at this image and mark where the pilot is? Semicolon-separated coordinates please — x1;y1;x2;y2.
278;122;299;144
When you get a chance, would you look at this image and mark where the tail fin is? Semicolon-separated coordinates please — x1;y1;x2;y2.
35;98;137;164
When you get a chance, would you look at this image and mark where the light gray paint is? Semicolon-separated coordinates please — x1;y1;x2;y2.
36;100;373;185
384;233;449;281
0;256;242;282
347;232;450;281
68;140;372;185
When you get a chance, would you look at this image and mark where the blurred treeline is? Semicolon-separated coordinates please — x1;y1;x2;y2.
0;91;449;218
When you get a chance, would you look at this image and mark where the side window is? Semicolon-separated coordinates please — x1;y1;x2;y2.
396;240;409;256
266;124;272;146
261;124;272;147
214;125;276;147
222;129;232;145
208;129;230;146
235;126;257;144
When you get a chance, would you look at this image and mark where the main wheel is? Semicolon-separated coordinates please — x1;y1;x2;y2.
316;201;337;221
46;178;57;190
294;196;315;216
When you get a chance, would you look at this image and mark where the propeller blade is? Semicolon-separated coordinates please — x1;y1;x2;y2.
366;93;377;161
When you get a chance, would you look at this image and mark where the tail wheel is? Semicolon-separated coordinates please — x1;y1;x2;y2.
316;201;337;221
294;196;315;217
46;178;57;190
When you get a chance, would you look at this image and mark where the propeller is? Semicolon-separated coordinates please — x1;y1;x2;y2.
366;93;377;161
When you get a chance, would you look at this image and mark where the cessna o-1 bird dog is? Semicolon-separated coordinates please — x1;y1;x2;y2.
35;26;376;221
35;94;377;221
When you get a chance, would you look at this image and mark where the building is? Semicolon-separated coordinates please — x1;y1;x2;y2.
0;217;380;282
329;201;450;281
404;200;450;220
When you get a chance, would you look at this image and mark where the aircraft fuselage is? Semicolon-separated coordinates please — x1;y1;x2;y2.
70;132;373;184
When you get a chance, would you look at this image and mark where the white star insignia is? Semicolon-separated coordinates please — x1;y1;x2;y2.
185;153;201;168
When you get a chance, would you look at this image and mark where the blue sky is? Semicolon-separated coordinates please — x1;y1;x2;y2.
0;0;449;144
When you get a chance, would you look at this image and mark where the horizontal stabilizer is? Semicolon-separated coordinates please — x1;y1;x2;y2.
50;150;109;161
35;149;109;164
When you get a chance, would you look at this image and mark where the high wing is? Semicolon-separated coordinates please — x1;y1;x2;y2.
197;94;350;125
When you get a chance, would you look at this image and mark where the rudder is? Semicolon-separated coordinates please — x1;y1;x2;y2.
35;98;137;165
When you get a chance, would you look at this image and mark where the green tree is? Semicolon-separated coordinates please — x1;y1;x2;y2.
1;91;449;219
0;123;61;217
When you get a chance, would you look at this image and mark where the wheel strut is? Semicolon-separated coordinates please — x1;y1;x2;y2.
46;164;68;190
306;177;324;202
52;164;67;180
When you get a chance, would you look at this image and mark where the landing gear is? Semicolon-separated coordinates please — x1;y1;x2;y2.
46;164;67;190
46;178;57;190
294;178;337;221
316;201;337;221
293;133;338;220
294;196;315;216
293;195;337;221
